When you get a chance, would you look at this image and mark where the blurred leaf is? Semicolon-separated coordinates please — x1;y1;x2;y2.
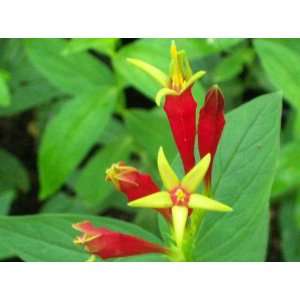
0;214;163;261
113;38;243;99
192;93;282;261
40;193;88;214
255;39;300;108
125;108;177;160
0;71;10;107
280;198;300;261
272;141;300;199
0;39;60;116
0;190;16;215
25;38;114;95
0;148;29;194
63;38;119;57
75;137;132;209
39;86;117;199
0;244;14;261
98;117;127;145
213;48;254;82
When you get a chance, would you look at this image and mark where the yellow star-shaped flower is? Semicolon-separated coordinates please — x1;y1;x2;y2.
129;147;233;247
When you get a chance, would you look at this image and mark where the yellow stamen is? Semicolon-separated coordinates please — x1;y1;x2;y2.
105;163;138;189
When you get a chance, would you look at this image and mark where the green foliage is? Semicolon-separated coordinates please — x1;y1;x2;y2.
75;137;132;210
272;141;300;199
280;197;300;261
1;38;299;262
0;71;10;107
124;108;177;160
39;87;117;199
25;39;115;95
255;39;300;108
0;148;29;194
62;38;119;57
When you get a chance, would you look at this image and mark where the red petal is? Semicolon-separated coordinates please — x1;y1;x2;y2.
198;86;225;188
164;87;197;173
106;162;171;220
73;221;166;259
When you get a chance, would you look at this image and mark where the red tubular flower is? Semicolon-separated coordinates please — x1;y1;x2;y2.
164;87;197;173
198;85;225;189
73;221;166;259
127;41;206;174
106;162;171;219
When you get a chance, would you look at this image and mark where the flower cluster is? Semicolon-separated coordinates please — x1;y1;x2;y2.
73;41;232;261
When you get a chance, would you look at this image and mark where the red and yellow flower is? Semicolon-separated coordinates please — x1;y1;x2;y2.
73;221;166;259
128;147;232;247
73;41;232;261
128;41;205;173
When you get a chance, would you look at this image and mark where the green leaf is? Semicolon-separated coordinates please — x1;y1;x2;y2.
0;214;163;262
254;39;300;108
0;190;16;215
40;193;89;214
0;39;60;116
75;137;132;209
0;71;10;107
192;92;282;261
25;38;114;95
125;108;177;160
113;38;243;100
213;48;254;82
279;198;300;261
63;38;119;57
38;86;117;199
0;148;29;194
272;141;300;199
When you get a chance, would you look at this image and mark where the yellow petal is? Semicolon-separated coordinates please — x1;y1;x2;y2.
172;206;188;247
157;147;179;190
126;58;169;87
128;191;172;208
181;154;211;193
182;70;206;92
155;88;178;106
188;194;233;212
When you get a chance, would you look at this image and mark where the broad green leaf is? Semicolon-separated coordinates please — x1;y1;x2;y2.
272;141;300;199
0;190;16;215
125;108;177;160
279;198;300;261
63;38;119;57
192;92;282;261
113;38;243;99
0;148;29;194
39;87;117;199
0;71;10;107
25;38;114;95
254;39;300;108
0;214;163;262
75;137;132;209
